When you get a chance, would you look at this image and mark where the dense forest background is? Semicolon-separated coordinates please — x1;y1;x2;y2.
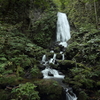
0;0;100;100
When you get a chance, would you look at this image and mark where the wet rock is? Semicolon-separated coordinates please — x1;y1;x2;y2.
38;64;46;70
58;72;64;75
48;71;54;76
54;46;60;53
56;53;62;60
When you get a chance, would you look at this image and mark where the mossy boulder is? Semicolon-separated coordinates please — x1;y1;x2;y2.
56;53;63;60
96;81;100;87
78;91;88;100
57;60;85;70
34;79;64;100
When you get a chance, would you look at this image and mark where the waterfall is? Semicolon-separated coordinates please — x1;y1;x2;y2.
40;12;77;100
49;54;56;64
41;54;48;65
62;54;65;60
57;12;71;47
65;88;77;100
42;54;46;62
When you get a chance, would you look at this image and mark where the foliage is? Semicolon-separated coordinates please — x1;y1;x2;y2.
30;10;57;48
11;82;40;100
33;0;56;11
78;91;88;100
65;66;100;89
56;0;100;29
0;0;29;24
30;65;42;78
67;28;100;65
0;75;16;84
0;25;47;85
0;90;10;100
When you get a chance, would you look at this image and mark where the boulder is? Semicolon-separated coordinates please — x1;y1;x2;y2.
34;79;64;100
48;71;54;76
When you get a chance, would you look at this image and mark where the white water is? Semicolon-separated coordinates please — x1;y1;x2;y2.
62;54;65;60
66;89;77;100
41;12;77;100
41;53;65;79
50;50;54;53
41;67;65;79
57;12;71;47
49;54;56;64
42;54;46;63
41;54;48;65
66;93;77;100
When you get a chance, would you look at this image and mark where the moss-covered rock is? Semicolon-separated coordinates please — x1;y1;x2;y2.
34;79;63;100
78;91;88;100
57;60;85;70
96;81;100;87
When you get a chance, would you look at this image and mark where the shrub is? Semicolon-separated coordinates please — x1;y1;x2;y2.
11;82;40;100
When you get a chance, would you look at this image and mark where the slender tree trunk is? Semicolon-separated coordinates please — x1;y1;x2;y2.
94;0;98;28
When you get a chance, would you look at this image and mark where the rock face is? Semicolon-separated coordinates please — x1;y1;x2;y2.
34;79;64;100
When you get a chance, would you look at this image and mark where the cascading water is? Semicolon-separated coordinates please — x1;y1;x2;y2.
42;54;46;63
65;89;77;100
41;53;65;79
41;54;48;65
49;53;56;64
62;54;65;60
41;12;77;100
60;51;65;60
57;12;71;47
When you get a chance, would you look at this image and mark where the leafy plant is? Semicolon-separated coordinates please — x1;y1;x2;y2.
11;82;40;100
30;66;41;78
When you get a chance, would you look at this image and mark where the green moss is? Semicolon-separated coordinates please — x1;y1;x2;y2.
96;81;100;86
31;11;57;48
34;79;63;100
78;91;88;100
58;60;85;70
